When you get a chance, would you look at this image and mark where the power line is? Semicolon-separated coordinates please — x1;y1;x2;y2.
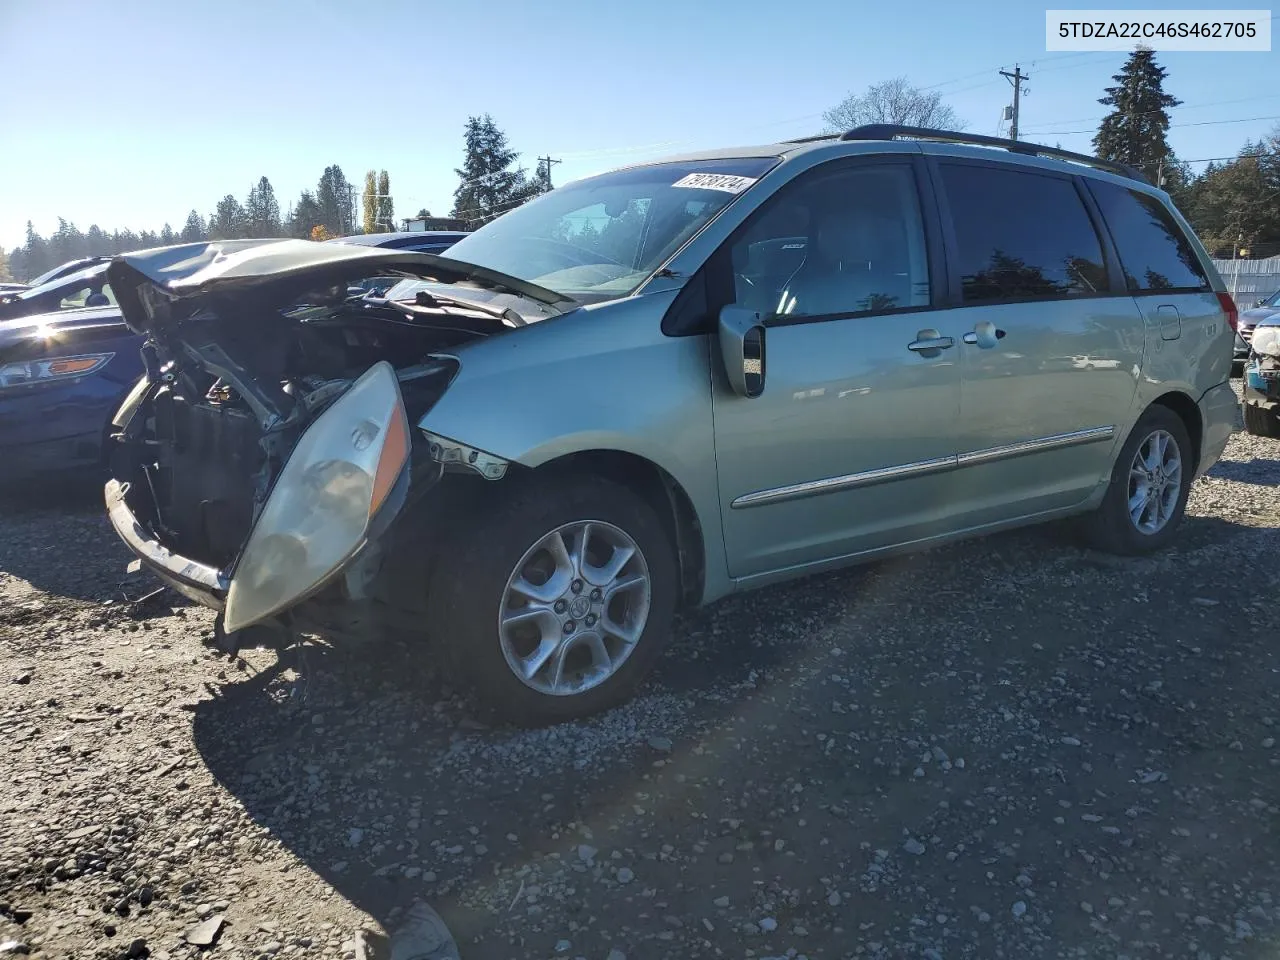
1023;112;1280;137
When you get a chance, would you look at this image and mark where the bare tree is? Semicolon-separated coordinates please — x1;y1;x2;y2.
823;76;964;133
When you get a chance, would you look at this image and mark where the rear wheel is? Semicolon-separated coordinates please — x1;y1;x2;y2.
1243;401;1280;438
427;474;677;726
1081;405;1193;555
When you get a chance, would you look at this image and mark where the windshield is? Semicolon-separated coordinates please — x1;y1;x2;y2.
25;258;96;287
1264;290;1280;307
442;157;778;303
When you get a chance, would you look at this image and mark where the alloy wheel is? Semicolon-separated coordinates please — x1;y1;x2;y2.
1127;429;1182;535
498;520;651;696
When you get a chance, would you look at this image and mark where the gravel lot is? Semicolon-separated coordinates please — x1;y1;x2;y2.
3;387;1279;960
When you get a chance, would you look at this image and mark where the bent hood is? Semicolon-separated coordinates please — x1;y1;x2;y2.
107;239;574;334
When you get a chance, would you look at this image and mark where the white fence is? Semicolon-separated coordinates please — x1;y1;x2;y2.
1212;259;1280;309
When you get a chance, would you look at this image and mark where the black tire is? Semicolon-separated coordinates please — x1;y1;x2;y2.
426;473;677;726
1243;401;1280;439
1081;405;1193;556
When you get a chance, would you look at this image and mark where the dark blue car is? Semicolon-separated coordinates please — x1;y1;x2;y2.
0;305;145;482
2;235;468;481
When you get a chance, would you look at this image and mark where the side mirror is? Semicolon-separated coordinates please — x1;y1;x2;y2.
1256;298;1267;307
718;305;766;398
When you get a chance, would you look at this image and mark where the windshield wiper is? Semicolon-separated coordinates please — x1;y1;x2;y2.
393;290;528;327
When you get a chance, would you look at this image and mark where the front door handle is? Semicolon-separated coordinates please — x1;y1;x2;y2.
907;329;955;356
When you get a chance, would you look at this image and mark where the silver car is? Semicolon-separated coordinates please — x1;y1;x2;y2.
105;126;1237;725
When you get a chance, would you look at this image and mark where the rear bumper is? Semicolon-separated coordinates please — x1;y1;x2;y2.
1196;380;1237;477
105;478;228;610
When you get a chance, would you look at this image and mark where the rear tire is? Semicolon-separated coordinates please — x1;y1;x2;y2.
1243;401;1280;438
426;473;677;726
1081;405;1193;556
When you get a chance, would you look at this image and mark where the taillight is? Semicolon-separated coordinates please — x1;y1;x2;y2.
1217;291;1239;332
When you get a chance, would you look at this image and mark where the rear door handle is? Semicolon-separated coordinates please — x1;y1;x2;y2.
962;322;1007;348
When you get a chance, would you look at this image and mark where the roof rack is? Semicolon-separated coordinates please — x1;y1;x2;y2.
837;124;1150;185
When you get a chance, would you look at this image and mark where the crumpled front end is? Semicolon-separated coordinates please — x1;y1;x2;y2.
1245;324;1280;408
101;241;506;641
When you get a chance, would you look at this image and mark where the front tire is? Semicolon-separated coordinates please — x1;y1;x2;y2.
1081;405;1193;555
1243;401;1280;438
427;474;677;726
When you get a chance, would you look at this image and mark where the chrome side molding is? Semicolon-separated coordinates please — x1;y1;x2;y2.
731;426;1115;510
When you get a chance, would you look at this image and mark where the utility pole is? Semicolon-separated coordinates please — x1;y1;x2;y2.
999;64;1028;141
537;155;562;189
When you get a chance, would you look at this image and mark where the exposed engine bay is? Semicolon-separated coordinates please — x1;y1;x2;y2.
112;275;514;570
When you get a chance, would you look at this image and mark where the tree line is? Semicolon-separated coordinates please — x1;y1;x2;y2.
3;113;552;283
7;68;1280;283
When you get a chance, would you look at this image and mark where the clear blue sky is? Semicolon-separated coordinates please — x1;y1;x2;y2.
1;0;1276;250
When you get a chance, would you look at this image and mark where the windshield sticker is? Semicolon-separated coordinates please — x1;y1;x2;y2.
671;173;757;194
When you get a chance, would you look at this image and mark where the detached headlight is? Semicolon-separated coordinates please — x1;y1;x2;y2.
1252;325;1280;358
0;353;114;391
222;361;410;633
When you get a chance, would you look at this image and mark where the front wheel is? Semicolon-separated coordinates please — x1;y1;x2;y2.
427;474;677;726
1243;401;1280;438
1080;406;1193;555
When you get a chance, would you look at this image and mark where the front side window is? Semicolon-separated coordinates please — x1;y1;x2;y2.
1087;180;1212;293
442;157;778;303
59;283;114;309
940;164;1108;304
728;164;931;321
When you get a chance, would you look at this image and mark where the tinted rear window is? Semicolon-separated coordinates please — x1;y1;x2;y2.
940;163;1108;304
1088;181;1212;293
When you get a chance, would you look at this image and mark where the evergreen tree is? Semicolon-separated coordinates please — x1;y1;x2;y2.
376;170;393;231
0;248;11;283
160;223;176;245
1093;48;1181;172
210;195;248;240
85;225;110;256
289;190;324;239
22;221;50;281
245;176;282;238
451;115;534;226
362;170;378;234
180;210;207;243
316;165;353;236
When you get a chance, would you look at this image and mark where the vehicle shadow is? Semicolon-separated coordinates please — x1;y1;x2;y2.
0;476;146;603
1207;457;1280;486
187;509;1268;957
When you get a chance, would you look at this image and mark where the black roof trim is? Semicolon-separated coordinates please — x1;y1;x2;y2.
835;125;1151;184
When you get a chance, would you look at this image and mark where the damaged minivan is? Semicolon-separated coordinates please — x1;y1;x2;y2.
106;126;1237;725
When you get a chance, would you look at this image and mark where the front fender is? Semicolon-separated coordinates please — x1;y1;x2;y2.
417;293;732;602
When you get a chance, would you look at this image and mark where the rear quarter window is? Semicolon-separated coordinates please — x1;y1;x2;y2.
1087;180;1212;293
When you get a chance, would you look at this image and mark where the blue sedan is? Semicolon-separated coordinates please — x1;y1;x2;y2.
0;306;144;482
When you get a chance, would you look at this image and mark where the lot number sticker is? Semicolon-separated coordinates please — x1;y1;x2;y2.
672;173;757;193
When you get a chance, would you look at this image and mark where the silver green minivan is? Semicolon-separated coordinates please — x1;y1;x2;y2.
105;126;1238;724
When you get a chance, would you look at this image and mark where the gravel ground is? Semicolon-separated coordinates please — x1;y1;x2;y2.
3;387;1279;960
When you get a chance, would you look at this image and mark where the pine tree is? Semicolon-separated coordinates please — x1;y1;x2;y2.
451;115;533;226
180;210;207;243
290;191;324;239
316;165;353;236
245;176;282;238
210;195;248;240
1093;48;1181;173
0;248;11;283
362;170;378;234
160;223;176;245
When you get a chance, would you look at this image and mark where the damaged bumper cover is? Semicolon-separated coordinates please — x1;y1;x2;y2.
106;478;229;610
